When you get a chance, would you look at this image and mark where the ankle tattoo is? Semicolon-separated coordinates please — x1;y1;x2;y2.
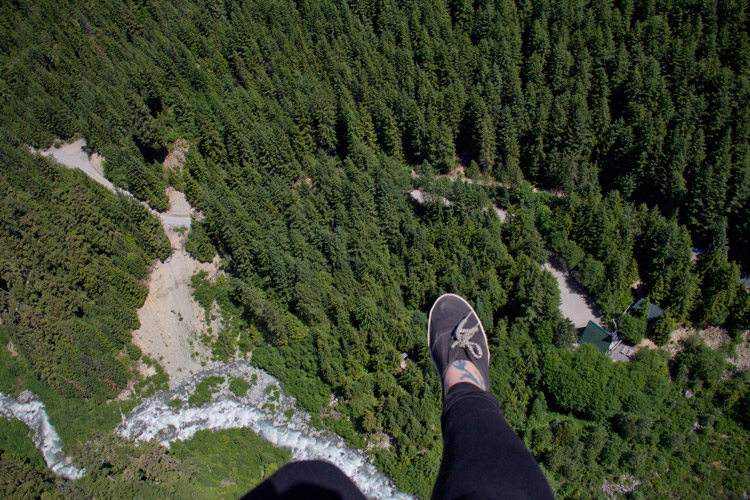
451;360;487;391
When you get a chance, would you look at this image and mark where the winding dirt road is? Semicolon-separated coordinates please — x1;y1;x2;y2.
40;139;114;191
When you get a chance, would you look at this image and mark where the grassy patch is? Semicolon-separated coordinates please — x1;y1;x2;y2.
229;377;251;397
135;357;170;398
171;428;290;499
168;397;184;409
188;376;225;407
265;385;280;402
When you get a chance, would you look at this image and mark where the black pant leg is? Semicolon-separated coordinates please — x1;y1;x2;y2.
431;383;555;500
241;460;367;500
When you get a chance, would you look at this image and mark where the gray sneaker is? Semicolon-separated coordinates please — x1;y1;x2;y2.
427;294;490;391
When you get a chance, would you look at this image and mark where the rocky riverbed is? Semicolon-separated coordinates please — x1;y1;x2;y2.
121;360;412;499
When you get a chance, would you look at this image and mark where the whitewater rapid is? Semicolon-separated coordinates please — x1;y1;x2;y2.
118;360;412;500
0;391;83;480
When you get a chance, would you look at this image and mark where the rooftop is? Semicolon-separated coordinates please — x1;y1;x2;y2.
630;297;664;321
579;321;613;355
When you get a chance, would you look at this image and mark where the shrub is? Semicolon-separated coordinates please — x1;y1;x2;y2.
185;220;217;263
619;314;647;345
651;312;676;345
675;338;726;388
229;377;251;397
188;376;225;406
125;342;142;361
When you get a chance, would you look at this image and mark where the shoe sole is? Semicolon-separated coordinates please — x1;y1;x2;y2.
427;293;490;379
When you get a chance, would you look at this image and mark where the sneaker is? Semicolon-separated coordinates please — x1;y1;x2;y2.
427;294;490;392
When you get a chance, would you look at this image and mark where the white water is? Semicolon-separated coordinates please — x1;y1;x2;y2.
0;391;83;480
118;361;413;500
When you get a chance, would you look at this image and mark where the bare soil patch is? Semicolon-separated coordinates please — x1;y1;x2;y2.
728;331;750;370
635;338;658;351
662;325;732;359
132;189;221;386
656;325;750;370
163;138;189;171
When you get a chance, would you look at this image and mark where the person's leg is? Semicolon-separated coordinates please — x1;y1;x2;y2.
432;383;554;500
240;460;367;500
428;294;554;500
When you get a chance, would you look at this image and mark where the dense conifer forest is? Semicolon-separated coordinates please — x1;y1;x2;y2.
1;0;749;498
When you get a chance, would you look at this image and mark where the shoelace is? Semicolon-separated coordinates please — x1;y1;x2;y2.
450;314;483;359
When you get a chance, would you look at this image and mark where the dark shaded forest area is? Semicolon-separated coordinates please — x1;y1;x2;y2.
1;0;749;498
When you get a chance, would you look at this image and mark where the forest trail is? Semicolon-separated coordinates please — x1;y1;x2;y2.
38;140;219;386
159;187;192;229
408;188;507;221
408;189;452;206
435;166;564;198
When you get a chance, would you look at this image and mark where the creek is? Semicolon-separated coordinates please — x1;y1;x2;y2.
0;391;84;480
118;361;411;499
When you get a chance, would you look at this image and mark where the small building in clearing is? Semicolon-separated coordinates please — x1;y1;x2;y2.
629;297;664;322
579;320;637;361
579;321;613;355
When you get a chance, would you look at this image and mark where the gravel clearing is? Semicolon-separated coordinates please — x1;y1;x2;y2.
543;258;602;329
39;139;114;191
132;189;220;385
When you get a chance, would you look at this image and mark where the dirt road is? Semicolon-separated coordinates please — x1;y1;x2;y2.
40;139;115;191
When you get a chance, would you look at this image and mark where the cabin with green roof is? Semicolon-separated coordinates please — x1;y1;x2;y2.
579;321;613;355
630;297;664;321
